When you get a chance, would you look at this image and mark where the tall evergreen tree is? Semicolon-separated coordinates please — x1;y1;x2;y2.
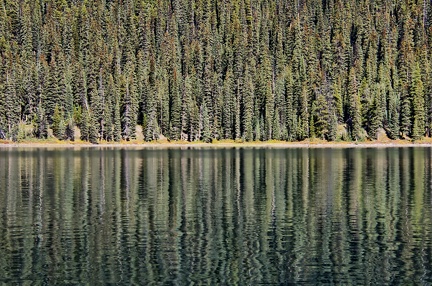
52;104;66;139
348;68;363;141
242;64;254;141
312;91;331;140
4;73;20;140
34;103;48;139
411;63;425;140
387;90;400;139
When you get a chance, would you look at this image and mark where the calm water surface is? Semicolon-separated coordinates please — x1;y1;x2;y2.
0;147;432;284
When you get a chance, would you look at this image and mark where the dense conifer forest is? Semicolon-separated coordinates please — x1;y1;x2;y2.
0;0;431;143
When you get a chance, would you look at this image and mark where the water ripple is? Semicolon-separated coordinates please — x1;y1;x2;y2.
1;147;432;284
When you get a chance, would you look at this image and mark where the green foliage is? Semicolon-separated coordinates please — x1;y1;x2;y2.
34;104;48;139
411;63;425;140
387;91;400;140
52;105;66;139
297;85;309;140
0;0;431;143
65;117;75;141
3;74;20;140
366;98;380;140
113;97;122;142
242;65;254;141
312;92;331;140
333;80;343;122
80;109;98;144
16;122;33;142
348;69;363;141
43;58;65;123
222;69;234;139
201;103;211;143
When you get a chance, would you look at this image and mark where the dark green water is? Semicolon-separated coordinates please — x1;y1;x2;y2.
0;147;432;285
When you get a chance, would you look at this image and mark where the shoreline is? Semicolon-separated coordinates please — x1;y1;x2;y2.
1;140;432;148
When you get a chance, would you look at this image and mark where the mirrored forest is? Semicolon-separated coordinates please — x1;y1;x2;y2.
0;147;431;284
0;0;432;142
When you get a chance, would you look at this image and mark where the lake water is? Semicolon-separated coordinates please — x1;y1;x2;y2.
0;147;432;284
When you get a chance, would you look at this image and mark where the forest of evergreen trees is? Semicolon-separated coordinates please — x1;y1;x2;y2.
0;0;431;143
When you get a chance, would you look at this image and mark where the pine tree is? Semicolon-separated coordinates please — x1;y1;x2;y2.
90;71;106;140
34;103;48;139
242;64;254;141
201;103;211;143
274;74;287;140
120;74;137;141
348;68;363;141
367;97;380;139
65;116;75;141
169;69;182;140
400;89;412;138
285;68;297;141
387;90;400;139
297;85;309;140
80;109;98;144
411;63;425;140
52;105;66;139
113;95;122;142
156;72;170;137
4;73;20;140
222;68;235;139
312;91;331;140
328;112;338;141
43;57;64;122
333;79;343;122
235;81;241;140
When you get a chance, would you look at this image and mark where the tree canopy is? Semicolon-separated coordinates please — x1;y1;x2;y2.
1;0;432;142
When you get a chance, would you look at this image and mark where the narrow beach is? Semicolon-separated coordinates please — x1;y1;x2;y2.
1;140;432;148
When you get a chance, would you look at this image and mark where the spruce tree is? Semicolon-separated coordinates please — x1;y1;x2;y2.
201;103;211;143
113;96;122;142
222;68;235;139
312;92;331;140
242;64;254;141
80;109;98;144
52;105;66;139
34;103;48;139
65;116;75;141
285;68;297;141
169;71;182;140
297;85;309;140
43;57;64;122
387;90;400;139
411;63;425;140
348;68;363;141
4;74;20;140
